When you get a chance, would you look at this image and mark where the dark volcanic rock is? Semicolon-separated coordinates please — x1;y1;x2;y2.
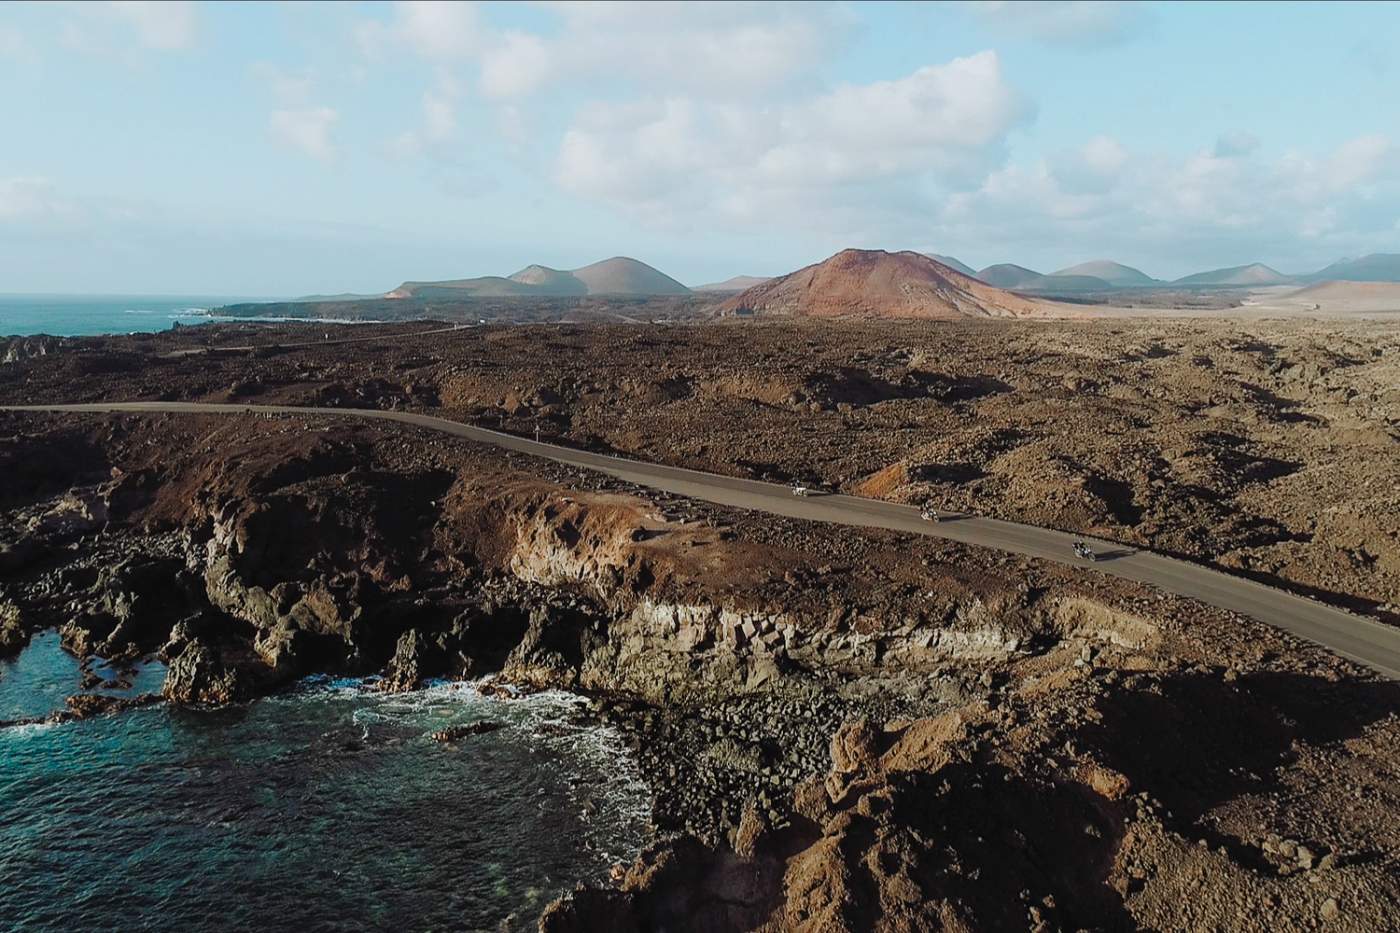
64;692;161;720
430;721;505;742
162;639;248;706
59;555;204;661
381;627;441;693
0;600;28;658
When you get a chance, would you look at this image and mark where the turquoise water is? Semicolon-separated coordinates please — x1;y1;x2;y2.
0;634;653;931
0;295;268;337
0;632;167;722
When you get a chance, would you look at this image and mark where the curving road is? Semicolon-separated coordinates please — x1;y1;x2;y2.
6;400;1399;679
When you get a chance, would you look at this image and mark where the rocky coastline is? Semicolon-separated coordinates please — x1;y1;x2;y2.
3;408;1399;930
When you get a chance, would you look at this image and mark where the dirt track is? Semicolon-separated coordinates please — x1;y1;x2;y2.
7;399;1398;679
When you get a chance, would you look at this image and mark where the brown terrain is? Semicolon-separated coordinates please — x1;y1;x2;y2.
3;310;1399;931
720;250;1052;319
1251;281;1400;315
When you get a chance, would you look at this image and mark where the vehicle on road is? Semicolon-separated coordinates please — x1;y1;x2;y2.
920;508;939;522
8;400;1398;679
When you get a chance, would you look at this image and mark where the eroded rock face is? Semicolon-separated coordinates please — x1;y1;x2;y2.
541;704;1121;932
65;692;162;720
57;556;199;661
2;415;1072;723
162;639;247;705
2;335;63;365
381;628;436;692
0;600;29;658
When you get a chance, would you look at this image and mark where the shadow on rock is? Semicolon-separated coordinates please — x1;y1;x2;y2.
1079;671;1400;826
543;759;1133;932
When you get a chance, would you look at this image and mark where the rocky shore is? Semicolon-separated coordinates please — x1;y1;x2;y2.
3;406;1399;930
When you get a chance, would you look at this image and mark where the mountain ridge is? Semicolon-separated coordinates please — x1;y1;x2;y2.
977;264;1113;293
693;275;771;293
1301;253;1400;283
1052;260;1158;287
719;249;1045;319
387;257;691;299
1173;263;1294;287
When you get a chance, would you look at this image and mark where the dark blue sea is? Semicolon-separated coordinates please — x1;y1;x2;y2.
0;633;653;931
0;295;263;337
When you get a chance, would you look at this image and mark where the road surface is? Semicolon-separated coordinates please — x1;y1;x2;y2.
6;400;1399;679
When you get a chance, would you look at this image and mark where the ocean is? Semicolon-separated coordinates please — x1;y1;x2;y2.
0;633;653;931
0;294;270;337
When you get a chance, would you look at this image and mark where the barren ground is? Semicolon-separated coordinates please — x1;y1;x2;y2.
2;316;1398;931
7;317;1397;619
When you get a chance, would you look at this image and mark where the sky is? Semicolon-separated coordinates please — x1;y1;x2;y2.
1;0;1398;295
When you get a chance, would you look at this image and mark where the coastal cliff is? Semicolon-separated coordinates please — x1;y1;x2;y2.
2;411;1397;930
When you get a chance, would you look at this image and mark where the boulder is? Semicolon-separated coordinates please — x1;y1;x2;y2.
382;628;442;693
63;692;161;720
430;721;505;742
162;639;245;706
0;601;28;658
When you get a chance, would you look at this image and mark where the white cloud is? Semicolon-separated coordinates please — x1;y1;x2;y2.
422;89;456;141
254;65;340;162
1325;134;1392;189
479;31;553;99
270;108;339;161
937;133;1400;274
0;24;33;62
108;1;196;50
496;105;528;148
385;79;461;159
520;1;852;98
965;1;1149;48
359;1;850;101
0;177;73;221
0;177;153;235
358;0;481;62
1081;135;1128;173
252;62;316;104
1049;134;1127;194
556;51;1030;230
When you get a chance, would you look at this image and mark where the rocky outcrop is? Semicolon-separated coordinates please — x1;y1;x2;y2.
161;639;248;706
2;335;63;364
381;628;438;692
65;692;162;720
0;599;28;657
57;556;199;660
430;721;504;742
543;703;1120;931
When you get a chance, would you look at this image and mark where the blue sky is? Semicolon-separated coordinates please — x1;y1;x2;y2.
1;1;1398;294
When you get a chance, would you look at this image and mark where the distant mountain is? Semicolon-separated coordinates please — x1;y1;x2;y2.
1052;260;1158;287
977;263;1046;289
925;254;977;277
569;257;691;296
693;275;770;293
977;264;1112;293
387;257;691;299
385;277;538;299
507;264;588;295
289;292;385;302
719;249;1043;320
1173;263;1294;287
1301;253;1400;282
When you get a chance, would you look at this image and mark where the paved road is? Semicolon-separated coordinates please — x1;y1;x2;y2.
7;400;1399;679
